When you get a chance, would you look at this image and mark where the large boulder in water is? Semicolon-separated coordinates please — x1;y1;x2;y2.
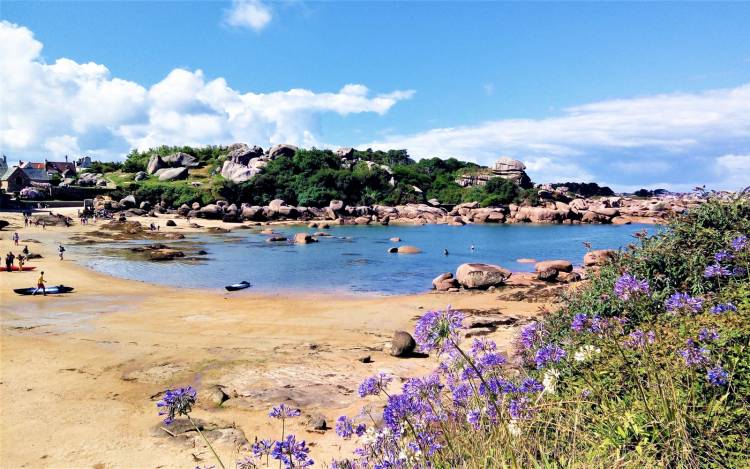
456;263;511;289
390;330;416;357
294;232;317;244
397;245;422;254
155;167;188;181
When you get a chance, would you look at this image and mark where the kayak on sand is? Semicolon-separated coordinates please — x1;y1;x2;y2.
4;266;37;271
225;281;251;291
13;285;74;295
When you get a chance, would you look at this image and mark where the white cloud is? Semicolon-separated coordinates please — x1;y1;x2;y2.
716;154;750;189
224;0;272;32
365;85;750;190
0;21;412;161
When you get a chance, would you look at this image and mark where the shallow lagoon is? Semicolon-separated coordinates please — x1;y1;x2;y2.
75;223;655;295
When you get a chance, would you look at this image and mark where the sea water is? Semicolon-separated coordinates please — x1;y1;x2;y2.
74;223;655;295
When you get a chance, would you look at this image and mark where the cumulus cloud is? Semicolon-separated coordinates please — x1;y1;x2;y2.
366;85;750;190
224;0;272;32
0;21;412;162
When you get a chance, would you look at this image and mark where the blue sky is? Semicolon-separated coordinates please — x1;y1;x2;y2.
1;1;749;191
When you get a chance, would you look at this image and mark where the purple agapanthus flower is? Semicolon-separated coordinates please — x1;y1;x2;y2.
665;292;704;314
624;329;656;349
534;344;566;369
271;435;313;469
382;393;420;433
704;263;731;278
733;266;748;277
707;365;729;386
269;403;301;420
711;303;737;314
156;386;197;425
413;306;464;353
571;313;588;332
480;377;517;396
698;328;719;342
252;439;273;457
467;409;482;429
614;273;650;301
518;378;544;393
678;339;710;368
508;396;533;420
358;372;393;397
335;415;354;439
731;235;748;252
714;250;734;262
517;322;545;352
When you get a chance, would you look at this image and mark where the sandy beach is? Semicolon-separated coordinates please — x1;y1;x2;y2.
0;210;550;468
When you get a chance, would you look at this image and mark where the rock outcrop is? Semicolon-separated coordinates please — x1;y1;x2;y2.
456;263;512;289
155;167;188;181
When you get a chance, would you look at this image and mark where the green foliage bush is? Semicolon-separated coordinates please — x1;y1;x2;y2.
327;197;750;469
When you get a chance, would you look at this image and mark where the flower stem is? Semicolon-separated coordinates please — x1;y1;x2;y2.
187;415;226;469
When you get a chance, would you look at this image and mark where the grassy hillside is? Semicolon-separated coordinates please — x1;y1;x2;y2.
96;145;613;207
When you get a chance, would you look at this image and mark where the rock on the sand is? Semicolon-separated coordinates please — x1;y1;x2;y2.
165;219;177;227
584;249;616;266
432;272;458;291
537;268;559;282
307;414;328;431
455;263;512;289
534;260;573;273
390;330;416;357
199;384;230;407
397;245;422;254
559;271;582;283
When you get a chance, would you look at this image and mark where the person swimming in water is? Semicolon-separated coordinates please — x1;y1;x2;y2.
443;248;449;256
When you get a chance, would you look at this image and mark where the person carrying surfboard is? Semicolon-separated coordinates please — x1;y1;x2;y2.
33;271;46;296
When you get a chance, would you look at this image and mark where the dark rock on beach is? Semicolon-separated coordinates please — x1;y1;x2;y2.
390;330;417;357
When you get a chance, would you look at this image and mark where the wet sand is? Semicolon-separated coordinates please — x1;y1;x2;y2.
0;210;550;468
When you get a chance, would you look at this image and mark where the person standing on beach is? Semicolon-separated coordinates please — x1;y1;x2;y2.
17;254;25;271
13;232;19;246
33;271;46;296
6;252;15;272
23;245;29;256
59;245;66;261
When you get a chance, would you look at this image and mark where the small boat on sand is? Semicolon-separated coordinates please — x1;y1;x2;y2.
14;285;74;295
225;281;251;291
4;266;37;271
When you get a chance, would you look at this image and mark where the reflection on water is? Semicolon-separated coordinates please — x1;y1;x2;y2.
72;223;656;295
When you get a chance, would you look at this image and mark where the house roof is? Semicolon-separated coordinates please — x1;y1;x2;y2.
1;167;18;180
1;166;27;181
47;161;76;173
22;167;49;181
